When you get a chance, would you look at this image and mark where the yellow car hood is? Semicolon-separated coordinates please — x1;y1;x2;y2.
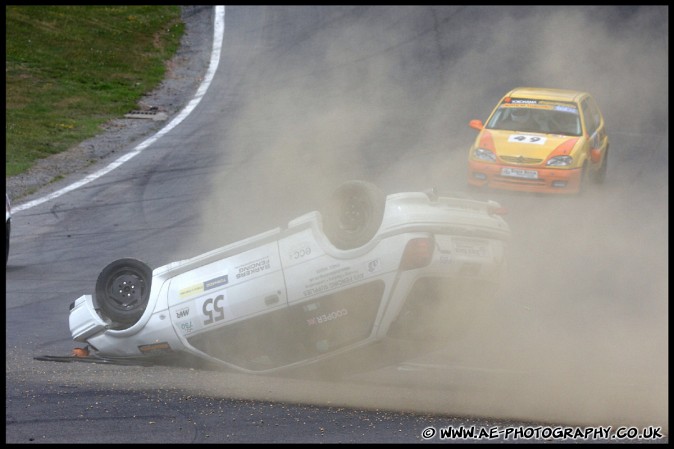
489;129;581;160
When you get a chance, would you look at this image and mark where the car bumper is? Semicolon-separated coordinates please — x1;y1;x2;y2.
70;295;110;341
468;160;582;194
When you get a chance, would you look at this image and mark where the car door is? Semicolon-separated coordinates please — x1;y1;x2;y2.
580;95;608;168
276;225;397;360
167;240;287;345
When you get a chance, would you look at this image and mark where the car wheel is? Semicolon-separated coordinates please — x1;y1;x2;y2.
592;148;608;184
94;258;153;325
321;180;386;250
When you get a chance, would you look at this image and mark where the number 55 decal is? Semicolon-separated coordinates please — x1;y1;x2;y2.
202;295;225;325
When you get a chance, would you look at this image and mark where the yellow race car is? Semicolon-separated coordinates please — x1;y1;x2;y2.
467;87;609;194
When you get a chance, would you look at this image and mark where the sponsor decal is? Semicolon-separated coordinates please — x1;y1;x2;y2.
204;274;228;291
508;98;539;104
503;99;577;112
367;258;381;273
288;243;312;260
138;342;173;354
554;105;578;113
302;264;366;297
179;274;229;299
179;283;204;299
508;134;547;145
175;307;190;319
178;320;194;335
236;257;271;279
306;308;348;326
502;103;553;110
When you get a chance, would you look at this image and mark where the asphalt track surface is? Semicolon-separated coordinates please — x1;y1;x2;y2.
6;6;668;443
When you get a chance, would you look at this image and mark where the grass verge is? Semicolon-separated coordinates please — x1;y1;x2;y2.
6;5;184;177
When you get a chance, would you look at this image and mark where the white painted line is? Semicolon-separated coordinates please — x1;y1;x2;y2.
397;362;528;375
14;6;226;213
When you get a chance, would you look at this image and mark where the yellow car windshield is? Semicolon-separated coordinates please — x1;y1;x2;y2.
487;105;582;136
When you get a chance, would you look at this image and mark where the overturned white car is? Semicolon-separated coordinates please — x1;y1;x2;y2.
69;181;510;373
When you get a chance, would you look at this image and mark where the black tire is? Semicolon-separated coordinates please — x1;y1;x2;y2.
94;258;153;325
321;180;386;250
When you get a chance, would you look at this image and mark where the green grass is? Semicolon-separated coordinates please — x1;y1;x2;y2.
5;6;184;177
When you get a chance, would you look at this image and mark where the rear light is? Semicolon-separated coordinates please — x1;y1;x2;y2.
399;237;434;271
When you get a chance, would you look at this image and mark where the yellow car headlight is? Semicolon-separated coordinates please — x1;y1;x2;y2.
546;155;573;167
473;148;497;162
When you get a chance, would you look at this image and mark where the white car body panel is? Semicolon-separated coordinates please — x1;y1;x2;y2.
69;188;510;373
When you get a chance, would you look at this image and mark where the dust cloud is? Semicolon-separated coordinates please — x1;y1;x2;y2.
182;6;667;432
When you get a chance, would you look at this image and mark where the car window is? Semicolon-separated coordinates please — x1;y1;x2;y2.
487;105;581;136
581;97;601;136
588;96;603;130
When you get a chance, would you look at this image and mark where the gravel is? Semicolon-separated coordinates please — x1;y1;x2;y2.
6;6;215;202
